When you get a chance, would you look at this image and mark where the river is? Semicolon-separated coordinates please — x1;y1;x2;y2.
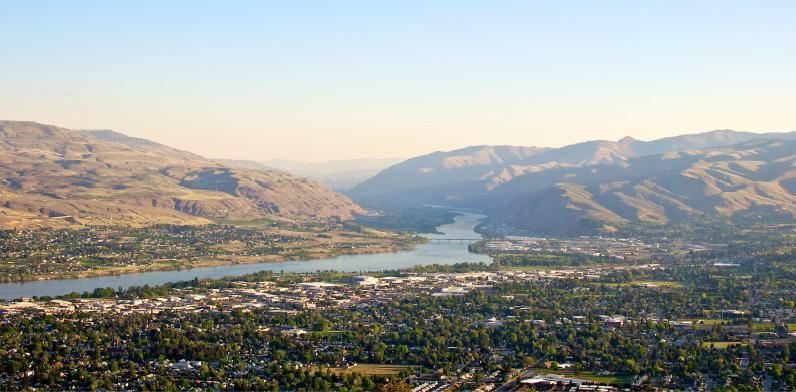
0;212;492;300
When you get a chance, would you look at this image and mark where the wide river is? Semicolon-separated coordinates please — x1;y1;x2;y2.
0;212;492;300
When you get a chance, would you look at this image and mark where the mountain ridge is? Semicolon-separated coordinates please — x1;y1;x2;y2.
0;121;365;228
217;158;403;191
349;130;796;234
349;129;796;206
488;139;796;234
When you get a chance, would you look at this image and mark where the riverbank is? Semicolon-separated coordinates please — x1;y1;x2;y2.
0;239;421;283
355;206;459;234
0;212;491;300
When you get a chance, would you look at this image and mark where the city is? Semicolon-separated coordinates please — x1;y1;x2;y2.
2;1;796;390
1;256;794;390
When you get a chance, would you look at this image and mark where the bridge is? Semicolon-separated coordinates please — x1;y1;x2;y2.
426;238;481;243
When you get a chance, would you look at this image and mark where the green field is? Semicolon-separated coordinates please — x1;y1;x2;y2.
498;265;574;271
600;280;684;288
307;330;346;337
679;319;729;326
750;323;775;331
539;371;631;385
321;364;409;376
702;341;747;349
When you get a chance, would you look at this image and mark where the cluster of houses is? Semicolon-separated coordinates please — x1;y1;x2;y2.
482;235;712;261
6;264;790;351
518;374;619;391
0;264;668;318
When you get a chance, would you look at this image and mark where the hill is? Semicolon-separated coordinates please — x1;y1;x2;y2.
0;121;365;228
348;130;796;234
489;139;796;234
349;130;796;208
219;158;402;191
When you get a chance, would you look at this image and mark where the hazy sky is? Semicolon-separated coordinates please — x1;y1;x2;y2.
1;1;794;162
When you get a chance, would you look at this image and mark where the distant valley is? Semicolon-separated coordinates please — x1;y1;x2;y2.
5;120;796;237
219;158;402;191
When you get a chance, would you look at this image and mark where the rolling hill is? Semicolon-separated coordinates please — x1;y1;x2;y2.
0;121;365;228
349;130;796;208
217;158;402;191
490;139;796;234
348;130;796;234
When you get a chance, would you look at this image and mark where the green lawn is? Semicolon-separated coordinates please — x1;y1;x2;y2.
699;319;728;325
702;341;747;349
679;319;729;326
498;265;574;271
307;330;346;337
320;364;409;376
600;280;683;289
750;323;775;331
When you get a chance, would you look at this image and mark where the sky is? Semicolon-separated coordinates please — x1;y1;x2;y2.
1;1;794;162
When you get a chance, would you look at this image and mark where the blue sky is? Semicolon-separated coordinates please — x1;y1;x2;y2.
1;1;794;161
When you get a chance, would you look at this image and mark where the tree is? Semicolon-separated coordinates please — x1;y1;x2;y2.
377;379;412;392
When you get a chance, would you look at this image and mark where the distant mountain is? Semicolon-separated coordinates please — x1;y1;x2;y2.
219;158;402;191
349;130;796;208
0;121;364;229
349;130;796;234
489;139;796;234
75;129;204;160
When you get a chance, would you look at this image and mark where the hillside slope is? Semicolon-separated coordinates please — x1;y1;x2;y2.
218;158;402;191
0;121;364;228
489;139;796;234
348;130;796;207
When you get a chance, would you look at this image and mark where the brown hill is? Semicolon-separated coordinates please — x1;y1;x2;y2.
490;139;796;234
0;121;365;228
348;130;796;207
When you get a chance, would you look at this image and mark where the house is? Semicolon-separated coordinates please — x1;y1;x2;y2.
604;317;625;328
351;276;379;286
274;325;307;337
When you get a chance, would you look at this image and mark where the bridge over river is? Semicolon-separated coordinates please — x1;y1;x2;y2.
426;238;481;243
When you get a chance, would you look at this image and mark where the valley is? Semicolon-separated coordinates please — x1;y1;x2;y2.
0;220;420;283
349;132;796;236
1;121;796;391
1;234;794;391
4;3;795;390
